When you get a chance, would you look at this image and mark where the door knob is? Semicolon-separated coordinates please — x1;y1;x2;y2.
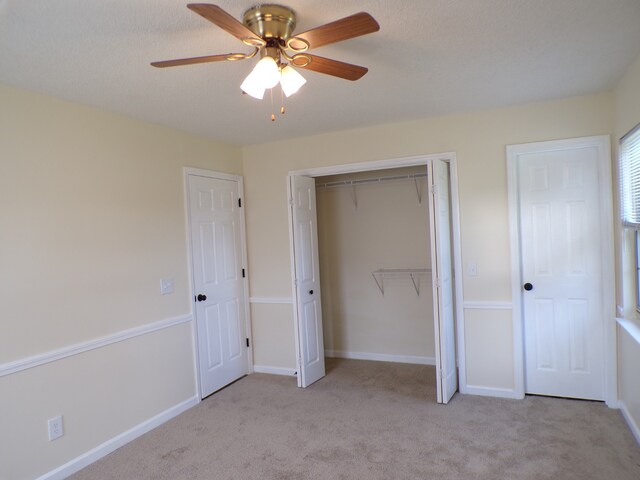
196;294;207;302
523;283;533;291
309;290;314;295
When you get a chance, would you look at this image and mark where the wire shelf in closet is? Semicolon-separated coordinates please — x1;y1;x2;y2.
371;268;431;296
316;172;428;207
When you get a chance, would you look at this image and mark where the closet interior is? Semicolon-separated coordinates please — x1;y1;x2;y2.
315;166;437;370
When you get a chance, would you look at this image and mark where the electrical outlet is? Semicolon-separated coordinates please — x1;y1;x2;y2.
48;415;64;441
160;277;174;295
468;261;478;276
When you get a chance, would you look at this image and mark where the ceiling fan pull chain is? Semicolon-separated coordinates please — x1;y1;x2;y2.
270;88;276;122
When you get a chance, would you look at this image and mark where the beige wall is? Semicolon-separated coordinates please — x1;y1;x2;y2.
242;92;613;389
316;168;435;359
0;84;242;479
250;303;297;369
614;52;640;438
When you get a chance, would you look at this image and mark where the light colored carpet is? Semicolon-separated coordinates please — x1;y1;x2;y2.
70;358;640;479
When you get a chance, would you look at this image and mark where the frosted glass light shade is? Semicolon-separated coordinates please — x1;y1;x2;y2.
241;56;282;99
280;65;306;97
252;56;281;89
240;71;266;99
241;57;306;100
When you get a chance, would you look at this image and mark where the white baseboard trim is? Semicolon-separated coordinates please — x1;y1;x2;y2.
1;314;193;377
36;395;199;480
325;350;436;366
463;384;523;399
253;365;297;376
619;400;640;446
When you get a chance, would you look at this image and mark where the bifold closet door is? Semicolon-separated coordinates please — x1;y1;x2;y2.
429;159;458;404
289;175;325;387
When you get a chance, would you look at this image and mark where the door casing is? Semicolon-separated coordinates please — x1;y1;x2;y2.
506;136;617;406
287;153;466;395
183;167;253;400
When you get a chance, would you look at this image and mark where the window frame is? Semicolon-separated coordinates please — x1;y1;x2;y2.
636;230;640;314
619;122;640;314
620;123;640;227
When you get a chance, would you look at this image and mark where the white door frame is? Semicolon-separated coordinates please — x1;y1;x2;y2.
506;136;617;406
183;167;253;400
287;153;468;393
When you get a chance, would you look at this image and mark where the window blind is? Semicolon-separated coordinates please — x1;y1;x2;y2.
620;123;640;228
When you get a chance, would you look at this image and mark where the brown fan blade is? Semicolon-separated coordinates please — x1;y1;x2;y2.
151;54;233;68
187;4;261;43
290;12;379;49
292;54;368;81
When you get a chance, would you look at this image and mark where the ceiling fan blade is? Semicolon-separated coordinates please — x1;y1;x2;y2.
291;12;379;49
187;4;261;43
151;54;233;68
292;54;368;81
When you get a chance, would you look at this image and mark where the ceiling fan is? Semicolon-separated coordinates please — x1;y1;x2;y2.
151;3;380;106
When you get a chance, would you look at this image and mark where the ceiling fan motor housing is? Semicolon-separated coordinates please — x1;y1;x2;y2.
243;4;297;42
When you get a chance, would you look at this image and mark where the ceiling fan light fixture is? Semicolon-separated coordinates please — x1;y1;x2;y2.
280;65;306;97
252;56;281;89
240;72;266;99
241;56;281;99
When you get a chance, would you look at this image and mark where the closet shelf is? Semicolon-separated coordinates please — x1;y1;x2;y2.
371;268;431;296
316;172;428;208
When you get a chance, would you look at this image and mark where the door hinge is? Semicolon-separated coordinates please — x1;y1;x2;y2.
242;268;246;278
246;338;250;348
238;198;242;208
288;197;294;206
430;184;437;195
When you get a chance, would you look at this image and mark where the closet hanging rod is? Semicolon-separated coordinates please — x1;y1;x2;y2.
316;172;427;189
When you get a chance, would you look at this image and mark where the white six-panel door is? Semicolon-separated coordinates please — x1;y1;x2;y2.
289;175;325;387
515;143;605;400
429;159;458;404
188;173;249;398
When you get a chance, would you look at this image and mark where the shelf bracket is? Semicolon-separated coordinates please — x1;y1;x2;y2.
349;184;358;209
372;272;384;295
409;272;420;295
414;177;423;204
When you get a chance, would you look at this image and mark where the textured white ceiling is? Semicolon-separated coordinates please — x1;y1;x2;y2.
1;0;640;146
